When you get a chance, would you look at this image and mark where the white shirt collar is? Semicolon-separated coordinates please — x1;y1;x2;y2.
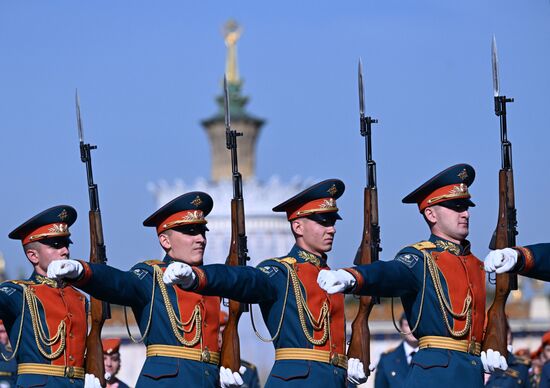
403;341;419;358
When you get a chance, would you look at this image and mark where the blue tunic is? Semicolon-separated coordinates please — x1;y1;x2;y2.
485;353;531;388
0;272;88;388
241;359;260;388
0;343;17;387
512;243;550;281
374;342;411;388
196;245;348;387
344;235;486;388
74;255;273;388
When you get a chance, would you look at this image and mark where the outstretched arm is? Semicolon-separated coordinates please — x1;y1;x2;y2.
164;262;277;303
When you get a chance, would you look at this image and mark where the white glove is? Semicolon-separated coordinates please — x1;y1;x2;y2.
484;248;518;274
163;262;196;289
347;358;371;385
220;366;244;388
480;349;508;373
46;259;83;280
317;269;356;294
84;374;101;388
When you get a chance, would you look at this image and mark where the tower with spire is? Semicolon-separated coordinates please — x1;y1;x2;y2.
202;20;264;182
148;20;310;381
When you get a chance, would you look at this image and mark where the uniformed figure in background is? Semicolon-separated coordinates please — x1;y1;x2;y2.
0;205;88;387
218;311;260;388
532;332;550;388
485;320;532;388
318;164;507;388
163;179;368;387
0;320;16;387
375;314;418;388
48;192;272;387
102;338;129;388
484;243;550;282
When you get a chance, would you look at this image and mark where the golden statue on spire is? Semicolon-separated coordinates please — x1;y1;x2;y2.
223;20;242;84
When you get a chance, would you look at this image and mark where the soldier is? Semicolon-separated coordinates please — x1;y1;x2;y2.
102;339;129;388
317;164;507;387
162;179;368;387
0;320;16;387
374;313;418;388
485;320;532;388
47;192;272;387
484;244;550;281
0;205;89;387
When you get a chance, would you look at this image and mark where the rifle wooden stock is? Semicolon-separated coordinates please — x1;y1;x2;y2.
483;170;517;357
220;199;246;371
84;211;108;386
348;187;379;375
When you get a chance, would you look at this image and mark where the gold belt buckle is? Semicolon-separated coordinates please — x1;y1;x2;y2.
65;366;75;378
330;354;339;366
467;341;476;355
201;348;211;363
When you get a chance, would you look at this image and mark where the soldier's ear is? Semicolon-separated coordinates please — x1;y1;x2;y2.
423;207;437;224
291;219;304;237
158;233;171;251
25;247;40;265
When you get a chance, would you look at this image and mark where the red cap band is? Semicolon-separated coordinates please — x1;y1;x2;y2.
22;223;70;245
286;197;338;221
419;183;470;211
156;210;206;234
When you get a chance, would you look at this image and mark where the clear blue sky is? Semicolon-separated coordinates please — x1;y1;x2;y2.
0;1;549;280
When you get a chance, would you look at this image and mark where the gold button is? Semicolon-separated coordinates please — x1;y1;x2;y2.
69;355;74;361
471;360;477;366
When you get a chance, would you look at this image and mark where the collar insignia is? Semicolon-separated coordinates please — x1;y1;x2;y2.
435;240;461;255
35;275;62;288
298;250;320;266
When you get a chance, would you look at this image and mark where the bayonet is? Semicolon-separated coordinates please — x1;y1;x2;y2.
492;35;500;98
358;59;365;118
75;90;85;143
224;76;231;131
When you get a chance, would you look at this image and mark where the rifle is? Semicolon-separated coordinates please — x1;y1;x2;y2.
220;76;250;372
76;91;111;386
482;36;517;358
347;59;381;376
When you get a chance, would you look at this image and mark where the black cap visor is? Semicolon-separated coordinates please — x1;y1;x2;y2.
437;198;475;212
169;224;209;236
306;212;341;226
38;237;73;249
